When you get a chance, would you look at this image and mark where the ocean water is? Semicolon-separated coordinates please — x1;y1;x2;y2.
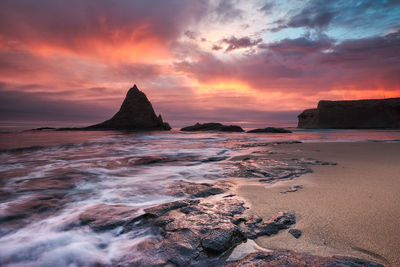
0;128;400;266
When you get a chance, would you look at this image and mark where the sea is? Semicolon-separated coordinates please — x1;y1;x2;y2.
1;127;400;266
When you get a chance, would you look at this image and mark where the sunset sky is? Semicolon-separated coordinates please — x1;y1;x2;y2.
1;0;399;127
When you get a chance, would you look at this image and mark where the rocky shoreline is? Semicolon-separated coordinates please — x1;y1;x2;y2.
0;142;386;266
74;178;384;266
78;149;385;266
55;176;384;266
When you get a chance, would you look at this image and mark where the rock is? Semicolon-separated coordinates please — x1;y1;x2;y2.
281;185;303;194
15;176;77;192
31;127;56;131
144;199;198;217
232;156;336;181
298;98;400;129
73;196;383;267
117;197;296;265
226;251;385;267
78;203;139;231
181;122;244;132
289;229;302;239
0;193;66;236
297;108;317;128
88;84;171;131
122;198;248;265
247;127;292;133
0;193;64;223
201;226;245;254
243;212;296;239
166;181;228;198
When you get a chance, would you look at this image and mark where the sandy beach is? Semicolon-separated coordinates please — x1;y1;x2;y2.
237;142;400;266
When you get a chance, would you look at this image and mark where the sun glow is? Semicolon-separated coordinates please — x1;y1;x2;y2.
192;80;254;95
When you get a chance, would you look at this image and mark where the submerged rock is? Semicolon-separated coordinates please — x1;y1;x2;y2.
298;98;400;129
181;122;244;132
88;84;171;131
247;127;292;133
78;203;139;232
0;193;66;236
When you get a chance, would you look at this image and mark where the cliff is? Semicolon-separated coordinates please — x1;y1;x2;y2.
298;98;400;129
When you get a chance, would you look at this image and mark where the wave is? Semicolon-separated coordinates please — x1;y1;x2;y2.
0;140;120;154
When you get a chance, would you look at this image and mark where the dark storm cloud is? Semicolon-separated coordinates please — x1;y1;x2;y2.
222;36;263;52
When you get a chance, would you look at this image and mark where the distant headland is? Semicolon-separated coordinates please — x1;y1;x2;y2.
297;98;400;129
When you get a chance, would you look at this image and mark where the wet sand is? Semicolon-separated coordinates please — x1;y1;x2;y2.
237;142;400;266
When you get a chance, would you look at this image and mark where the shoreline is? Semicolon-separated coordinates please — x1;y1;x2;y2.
236;142;400;266
1;136;396;266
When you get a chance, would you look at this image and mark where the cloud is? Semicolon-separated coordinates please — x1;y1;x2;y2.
0;0;209;60
222;36;263;52
269;1;338;32
259;1;275;15
212;45;223;51
184;30;198;40
0;47;163;93
318;30;400;87
265;36;333;57
1;0;399;127
0;82;115;123
215;0;243;22
269;0;400;34
287;10;337;30
176;30;400;95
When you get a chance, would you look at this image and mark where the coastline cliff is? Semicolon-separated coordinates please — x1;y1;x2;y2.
298;98;400;129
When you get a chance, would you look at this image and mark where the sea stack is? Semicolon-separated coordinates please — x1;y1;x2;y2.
298;98;400;129
88;84;171;131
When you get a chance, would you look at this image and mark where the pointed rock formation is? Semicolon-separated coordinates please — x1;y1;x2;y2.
298;98;400;129
88;84;171;131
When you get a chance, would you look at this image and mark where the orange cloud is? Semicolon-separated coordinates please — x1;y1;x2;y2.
27;31;171;63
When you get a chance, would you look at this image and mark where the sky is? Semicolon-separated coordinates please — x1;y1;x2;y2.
0;0;399;128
